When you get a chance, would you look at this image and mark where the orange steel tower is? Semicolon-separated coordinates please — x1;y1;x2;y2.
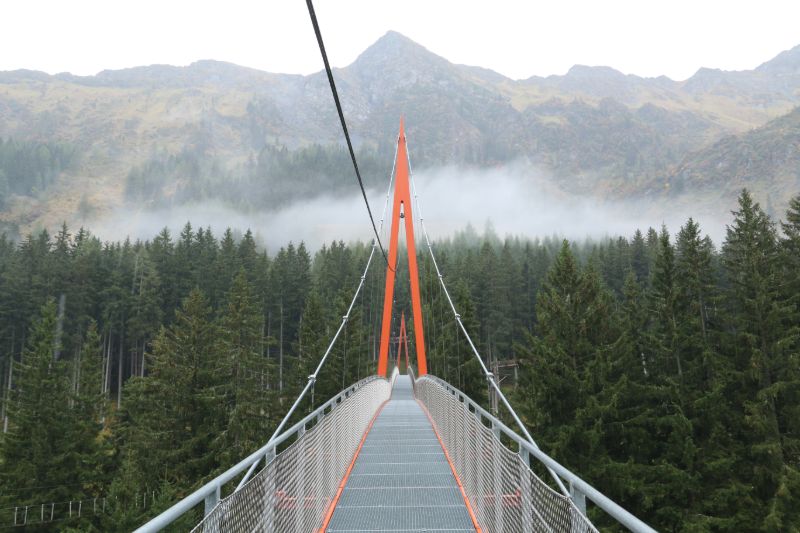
377;120;427;377
395;312;410;371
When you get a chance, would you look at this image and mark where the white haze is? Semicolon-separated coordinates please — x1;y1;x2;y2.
89;165;730;252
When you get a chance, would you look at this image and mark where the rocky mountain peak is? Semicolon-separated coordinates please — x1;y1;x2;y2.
564;64;628;80
349;31;449;75
757;44;800;75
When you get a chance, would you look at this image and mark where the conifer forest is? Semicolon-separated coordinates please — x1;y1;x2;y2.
0;190;797;531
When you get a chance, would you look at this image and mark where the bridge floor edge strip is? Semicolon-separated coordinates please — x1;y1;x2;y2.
318;399;390;532
416;398;483;533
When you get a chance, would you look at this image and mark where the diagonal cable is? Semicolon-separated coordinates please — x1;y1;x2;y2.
305;0;391;269
404;141;571;497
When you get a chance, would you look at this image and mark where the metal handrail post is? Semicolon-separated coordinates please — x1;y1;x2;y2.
417;375;657;533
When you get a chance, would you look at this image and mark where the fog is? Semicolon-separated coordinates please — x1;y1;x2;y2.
90;164;730;251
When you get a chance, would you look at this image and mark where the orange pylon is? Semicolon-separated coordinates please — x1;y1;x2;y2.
395;312;410;371
377;119;427;377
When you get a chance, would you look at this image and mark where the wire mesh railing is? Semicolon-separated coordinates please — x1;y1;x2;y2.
415;375;657;533
415;375;598;533
190;374;392;533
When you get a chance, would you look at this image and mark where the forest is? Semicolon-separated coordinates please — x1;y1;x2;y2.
124;143;392;211
0;189;798;531
0;138;76;207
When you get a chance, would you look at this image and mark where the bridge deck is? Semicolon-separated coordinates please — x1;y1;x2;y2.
326;375;476;532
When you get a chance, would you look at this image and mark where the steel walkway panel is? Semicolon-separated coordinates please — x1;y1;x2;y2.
326;375;476;532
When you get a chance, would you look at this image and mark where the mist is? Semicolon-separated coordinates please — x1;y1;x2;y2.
89;164;731;251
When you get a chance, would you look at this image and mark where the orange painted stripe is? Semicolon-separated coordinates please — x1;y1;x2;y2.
417;399;483;533
318;400;388;532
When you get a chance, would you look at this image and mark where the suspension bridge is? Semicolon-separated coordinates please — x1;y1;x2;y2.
129;4;658;530
129;120;656;533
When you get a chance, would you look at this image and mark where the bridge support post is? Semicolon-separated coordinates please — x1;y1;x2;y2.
296;435;307;530
203;484;220;516
377;119;427;377
570;481;587;516
519;444;533;530
262;447;276;531
491;421;504;529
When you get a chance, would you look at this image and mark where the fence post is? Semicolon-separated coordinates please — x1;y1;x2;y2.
204;484;221;516
570;481;587;516
519;443;532;531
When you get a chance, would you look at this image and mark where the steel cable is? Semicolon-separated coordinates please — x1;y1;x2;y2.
305;0;392;270
403;142;571;497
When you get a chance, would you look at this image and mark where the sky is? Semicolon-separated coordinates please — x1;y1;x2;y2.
2;0;799;81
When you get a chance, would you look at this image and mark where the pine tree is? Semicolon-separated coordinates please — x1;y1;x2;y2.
77;321;106;424
127;253;163;377
587;272;697;531
296;288;329;407
517;241;614;472
449;281;483;402
0;300;95;517
630;229;649;283
674;218;717;391
109;289;224;527
72;320;108;525
649;225;681;379
722;189;799;529
781;194;800;308
216;271;272;466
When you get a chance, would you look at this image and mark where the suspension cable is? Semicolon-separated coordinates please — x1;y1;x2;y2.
305;0;391;269
234;124;399;493
235;242;379;491
405;147;571;498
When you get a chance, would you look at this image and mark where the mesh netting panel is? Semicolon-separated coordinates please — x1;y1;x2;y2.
192;377;391;533
415;377;598;533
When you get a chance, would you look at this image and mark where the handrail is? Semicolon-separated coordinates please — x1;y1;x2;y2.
417;375;657;533
406;150;571;497
134;375;386;533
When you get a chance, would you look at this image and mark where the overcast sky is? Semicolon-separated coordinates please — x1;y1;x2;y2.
2;0;799;81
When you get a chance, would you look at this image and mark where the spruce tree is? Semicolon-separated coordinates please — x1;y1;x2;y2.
674;218;717;391
630;229;649;283
216;271;272;466
109;289;224;528
722;190;799;529
781;194;800;307
649;225;681;379
296;288;329;408
449;281;483;402
587;272;696;531
517;241;614;472
0;300;94;519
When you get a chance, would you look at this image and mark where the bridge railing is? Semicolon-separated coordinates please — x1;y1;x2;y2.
415;375;656;533
134;374;392;533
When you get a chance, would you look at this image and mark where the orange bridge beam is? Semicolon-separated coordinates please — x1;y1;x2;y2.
377;119;427;377
395;312;410;371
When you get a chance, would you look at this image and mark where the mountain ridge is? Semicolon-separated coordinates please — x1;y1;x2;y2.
0;30;799;234
3;30;799;89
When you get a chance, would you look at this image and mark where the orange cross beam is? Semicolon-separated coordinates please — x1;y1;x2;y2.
395;312;410;371
377;119;427;377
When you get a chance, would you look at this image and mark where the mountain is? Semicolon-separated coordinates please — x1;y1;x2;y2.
0;31;799;234
667;106;800;214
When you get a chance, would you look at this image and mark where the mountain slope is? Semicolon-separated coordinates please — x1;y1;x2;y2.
668;106;800;212
0;31;799;233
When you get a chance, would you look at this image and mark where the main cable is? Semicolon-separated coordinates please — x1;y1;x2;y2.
305;0;391;269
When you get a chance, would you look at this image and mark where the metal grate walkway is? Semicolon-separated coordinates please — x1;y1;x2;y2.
326;375;476;532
